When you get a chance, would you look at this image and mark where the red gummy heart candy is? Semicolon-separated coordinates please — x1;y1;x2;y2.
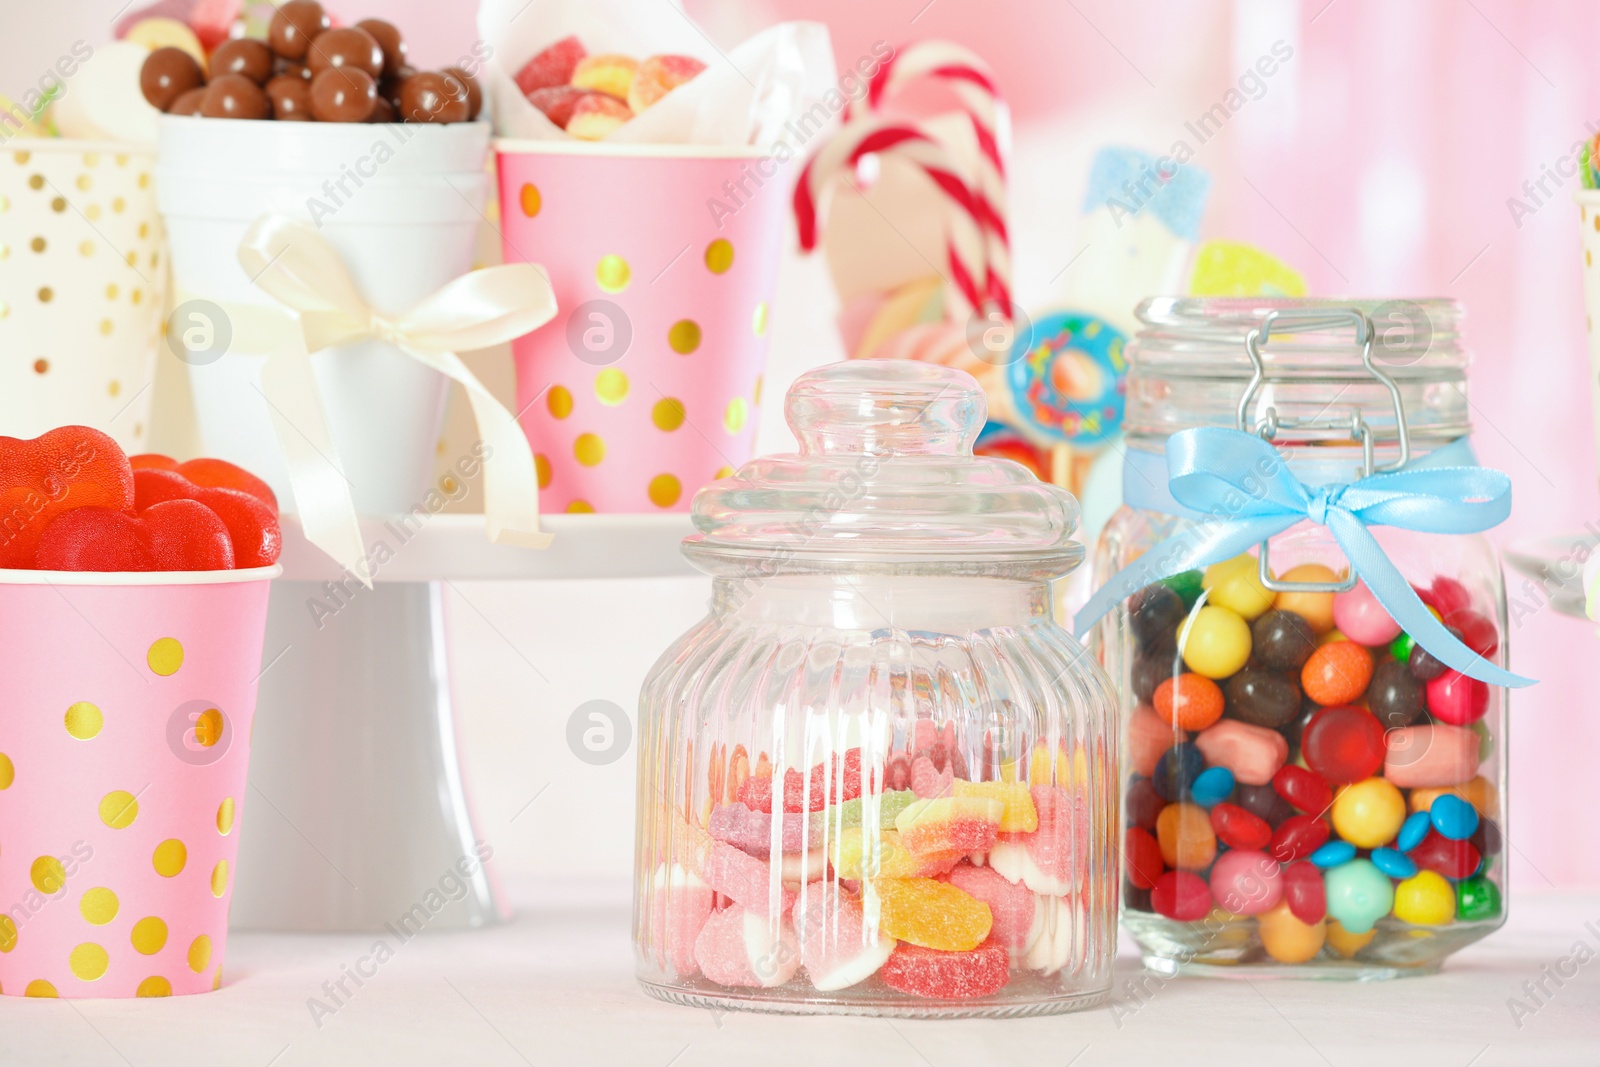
176;457;278;513
36;500;235;571
130;453;181;471
133;469;281;568
0;426;134;569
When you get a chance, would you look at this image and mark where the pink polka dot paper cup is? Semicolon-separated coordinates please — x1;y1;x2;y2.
0;564;278;998
494;141;784;513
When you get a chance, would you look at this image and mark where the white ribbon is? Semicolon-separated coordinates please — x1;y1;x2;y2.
235;214;557;582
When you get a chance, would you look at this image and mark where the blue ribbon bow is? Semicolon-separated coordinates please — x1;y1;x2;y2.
1074;427;1534;688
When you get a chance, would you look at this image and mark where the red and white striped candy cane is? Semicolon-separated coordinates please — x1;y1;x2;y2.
794;118;988;321
851;42;1011;314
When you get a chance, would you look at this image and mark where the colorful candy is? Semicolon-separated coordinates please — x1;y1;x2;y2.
1391;870;1455;925
1426;670;1489;726
988;785;1083;895
1154;673;1225;730
1223;668;1302;729
1281;861;1326;924
1156;802;1217;870
0;427;136;568
896;796;1004;854
1208;849;1282;915
693;904;799;988
1300;642;1374;707
1396;810;1432;852
1272;564;1342;634
830;829;961;881
1301;705;1386;785
1189;766;1235;808
1272;765;1333;817
1323;859;1394;935
795;891;895;991
944;864;1037;953
1270;814;1329;864
1329;777;1405;849
1150;870;1211;921
879;941;1009;999
1366;659;1425;729
1428;794;1480;841
1129;705;1179;778
1251;610;1318;671
1177;605;1253;678
711;803;820;857
1257;900;1326;963
1152;741;1205;801
1408;830;1481;880
1210;802;1272;851
648;864;713;978
952;780;1038;832
1202;553;1275;620
1331;581;1402;646
1324;917;1376;958
1384;723;1479;788
1455;874;1502;922
1369;848;1417;880
872;878;992;952
1309;841;1356;868
1194;719;1287;786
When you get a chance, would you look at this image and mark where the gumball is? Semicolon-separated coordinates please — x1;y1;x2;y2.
1154;673;1225;730
1161;570;1204;608
1282;860;1327;924
1209;849;1283;915
1389;631;1416;663
1329;777;1405;849
1224;668;1301;729
1233;781;1295;828
1323;858;1394;935
1406;627;1458;681
1152;741;1205;802
1392;870;1455;925
1130;583;1186;647
1325;917;1377;958
1427;670;1489;726
1409;829;1481;879
1455;874;1502;922
1210;802;1272;850
1272;765;1333;816
1258;899;1326;963
1301;642;1374;707
1156;802;1217;870
1270;814;1329;863
1151;870;1211;921
1300;705;1385;785
1178;605;1252;679
1272;563;1343;634
1309;840;1356;868
1331;580;1401;646
1125;826;1164;890
1202;553;1275;620
1369;847;1418;880
1396;810;1431;852
1443;609;1499;658
1125;777;1166;829
1367;659;1425;729
1189;767;1235;808
1428;794;1480;841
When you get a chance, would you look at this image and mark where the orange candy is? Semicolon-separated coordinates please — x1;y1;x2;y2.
1153;673;1225;730
1301;640;1374;707
1155;802;1217;870
1273;563;1344;634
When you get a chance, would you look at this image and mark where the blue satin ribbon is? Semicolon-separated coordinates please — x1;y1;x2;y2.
1074;428;1534;688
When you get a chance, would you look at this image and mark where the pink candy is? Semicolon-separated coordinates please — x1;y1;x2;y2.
1384;723;1480;787
709;803;819;858
648;864;714;978
1129;705;1178;777
1426;670;1490;726
988;785;1085;895
944;863;1037;954
1208;849;1283;915
795;890;895;991
693;905;799;988
705;840;796;917
1194;718;1288;786
1331;581;1402;647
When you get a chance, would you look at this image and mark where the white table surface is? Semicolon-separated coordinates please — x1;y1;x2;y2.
2;884;1596;1067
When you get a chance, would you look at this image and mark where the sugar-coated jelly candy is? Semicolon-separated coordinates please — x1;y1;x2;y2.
871;877;992;952
1223;668;1301;729
1442;608;1499;659
1426;670;1489;726
831;829;960;880
129;453;180;471
1396;810;1432;853
694;904;799;988
1301;705;1386;785
1202;553;1275;620
705;840;795;917
1323;859;1394;935
814;789;918;833
1369;848;1417;880
1329;777;1405;849
1282;860;1326;924
1392;869;1455;925
795;891;895;991
1210;802;1271;851
1156;802;1216;870
1408;830;1481;880
1209;849;1282;915
0;426;136;568
710;803;820;858
1428;794;1480;841
879;940;1009;999
1406;627;1457;681
1258;899;1326;963
648;863;713;978
1130;583;1187;647
1177;604;1253;679
1153;673;1225;730
1195;719;1288;787
1234;781;1295;828
1455;874;1502;922
1272;564;1343;634
1331;580;1401;647
1129;705;1177;778
1384;723;1479;788
1273;766;1333;817
952;781;1038;833
1189;766;1234;808
1366;659;1425;729
1125;777;1165;830
896;796;1003;855
988;785;1085;895
1150;869;1211;921
1152;741;1205;801
1251;609;1318;671
1270;814;1329;864
945;864;1037;954
1300;642;1373;707
1325;917;1377;957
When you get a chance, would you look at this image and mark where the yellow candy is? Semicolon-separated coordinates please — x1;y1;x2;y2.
1325;918;1377;958
1392;870;1456;925
870;877;992;951
1202;554;1275;620
1331;777;1406;849
952;780;1038;832
1177;605;1252;679
1410;776;1499;819
1258;900;1326;963
1272;564;1343;634
1188;240;1307;298
831;829;960;880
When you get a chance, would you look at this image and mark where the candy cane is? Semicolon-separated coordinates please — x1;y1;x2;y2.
795;119;988;320
850;42;1012;314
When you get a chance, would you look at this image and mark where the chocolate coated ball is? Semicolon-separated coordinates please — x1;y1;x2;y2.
210;38;274;85
168;87;207;117
269;0;329;60
356;18;407;75
399;71;469;124
140;47;204;111
201;73;271;120
441;66;482;119
266;74;314;120
307;27;384;79
309;66;377;123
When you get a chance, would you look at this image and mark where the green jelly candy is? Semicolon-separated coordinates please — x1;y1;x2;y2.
818;788;918;831
1389;632;1416;663
1456;874;1503;922
1324;858;1395;935
1161;570;1205;609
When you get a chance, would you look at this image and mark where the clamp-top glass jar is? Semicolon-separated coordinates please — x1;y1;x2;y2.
1089;299;1518;978
635;360;1119;1017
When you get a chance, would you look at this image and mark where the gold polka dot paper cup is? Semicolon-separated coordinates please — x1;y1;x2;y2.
494;141;780;513
0;563;279;998
0;140;165;453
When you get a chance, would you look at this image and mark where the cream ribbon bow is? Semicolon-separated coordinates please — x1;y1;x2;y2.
237;214;556;582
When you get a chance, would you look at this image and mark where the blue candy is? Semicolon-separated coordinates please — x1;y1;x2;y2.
1152;742;1206;802
1310;841;1357;868
1189;766;1235;808
1430;794;1480;841
1370;847;1418;880
1397;810;1431;853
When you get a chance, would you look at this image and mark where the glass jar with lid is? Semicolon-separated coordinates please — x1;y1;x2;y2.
634;359;1119;1016
1085;298;1524;978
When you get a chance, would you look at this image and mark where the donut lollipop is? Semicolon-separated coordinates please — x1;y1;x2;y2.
1003;310;1128;494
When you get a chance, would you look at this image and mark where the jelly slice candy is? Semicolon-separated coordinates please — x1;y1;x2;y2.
648;863;714;978
693;905;799;988
944;863;1037;953
175;457;278;512
831;829;961;881
513;34;586;95
710;803;819;858
988;785;1085;895
134;469;281;568
814;789;917;833
870;877;993;952
704;840;795;917
879;941;1009;999
794;890;895;992
36;500;235;572
895;796;1004;855
628;54;706;113
0;426;135;568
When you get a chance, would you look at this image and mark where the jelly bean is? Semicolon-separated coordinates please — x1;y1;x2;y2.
1161;569;1205;609
1408;829;1481;880
1329;777;1405;849
1301;705;1386;785
1154;673;1225;730
1365;659;1425;730
1272;765;1333;816
1150;869;1211;921
1421;576;1473;617
1129;705;1178;778
1324;917;1377;958
1406;627;1457;681
1132;643;1179;704
1323;859;1394;935
1282;860;1327;924
1370;847;1417;880
1272;564;1343;634
1130;583;1187;648
1396;810;1431;852
1388;631;1416;663
1309;841;1356;868
1442;608;1499;659
1125;826;1164;890
1189;766;1235;808
1156;802;1217;870
872;877;992;951
1223;668;1302;729
1426;670;1489;726
1125;777;1166;829
1152;741;1205;801
1258;899;1326;963
1234;782;1295;828
1270;814;1329;864
1455;874;1502;922
1411;776;1499;819
1202;553;1275;620
1252;610;1319;672
1210;802;1272;850
1385;723;1479;789
1194;719;1288;787
1300;642;1374;707
1428;794;1479;841
1177;605;1253;679
1392;869;1455;925
1209;849;1283;915
1470;816;1503;859
1331;580;1401;647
